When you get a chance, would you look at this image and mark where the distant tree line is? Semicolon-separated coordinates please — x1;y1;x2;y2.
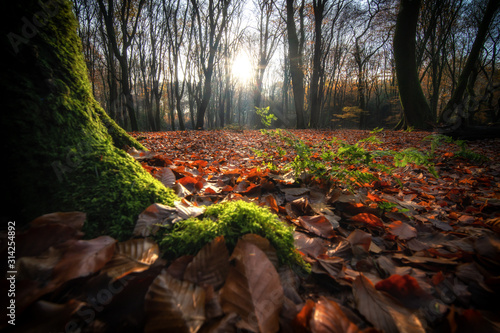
72;0;500;131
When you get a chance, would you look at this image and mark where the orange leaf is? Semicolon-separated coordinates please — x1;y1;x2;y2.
350;213;384;228
375;274;432;309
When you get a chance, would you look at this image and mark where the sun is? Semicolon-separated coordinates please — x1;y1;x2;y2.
231;52;253;84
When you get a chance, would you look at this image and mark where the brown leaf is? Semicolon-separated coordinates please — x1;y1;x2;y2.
199;313;239;333
387;220;417;240
183;235;230;290
220;239;284;333
145;269;206;333
263;194;280;214
30;211;86;229
101;238;160;281
241;233;279;268
314;255;345;279
298;215;336;239
156;166;176;188
166;255;194;280
17;212;85;257
16;246;62;282
133;203;178;237
353;274;426;333
52;236;116;284
347;229;372;256
310;297;363;333
294;232;328;258
175;199;207;220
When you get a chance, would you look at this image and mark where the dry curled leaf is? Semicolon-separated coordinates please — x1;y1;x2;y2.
133;203;178;237
101;238;160;280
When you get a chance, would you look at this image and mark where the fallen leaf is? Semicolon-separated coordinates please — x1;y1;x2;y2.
375;274;433;309
144;269;206;333
347;229;372;256
350;213;384;228
310;297;363;333
156;167;176;188
353;274;426;333
17;212;85;257
133;203;178;237
298;215;336;239
183;235;230;290
52;236;116;284
175;199;206;220
294;232;328;258
101;238;160;281
220;239;284;333
386;221;417;240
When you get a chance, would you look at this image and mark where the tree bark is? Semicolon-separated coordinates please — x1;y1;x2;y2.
2;0;176;237
393;0;434;130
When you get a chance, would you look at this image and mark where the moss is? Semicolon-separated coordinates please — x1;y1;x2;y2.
55;147;177;240
158;200;310;273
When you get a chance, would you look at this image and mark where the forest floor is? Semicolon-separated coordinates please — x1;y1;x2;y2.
7;129;500;333
129;129;500;332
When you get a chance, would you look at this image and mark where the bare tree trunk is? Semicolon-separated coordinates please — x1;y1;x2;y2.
309;0;326;128
97;0;145;131
190;0;231;130
393;0;434;130
286;0;306;129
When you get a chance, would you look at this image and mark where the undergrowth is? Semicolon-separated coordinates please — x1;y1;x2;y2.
255;129;487;190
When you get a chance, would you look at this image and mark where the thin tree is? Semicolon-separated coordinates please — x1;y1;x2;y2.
440;0;500;128
97;0;146;132
309;0;346;128
190;0;233;130
251;0;282;113
285;0;306;129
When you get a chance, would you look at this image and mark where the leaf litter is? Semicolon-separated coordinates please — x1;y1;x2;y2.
3;129;500;332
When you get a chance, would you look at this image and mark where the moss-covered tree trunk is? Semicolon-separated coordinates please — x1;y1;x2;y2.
1;0;176;238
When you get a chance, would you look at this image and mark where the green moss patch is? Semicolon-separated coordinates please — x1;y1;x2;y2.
158;200;310;273
57;147;177;241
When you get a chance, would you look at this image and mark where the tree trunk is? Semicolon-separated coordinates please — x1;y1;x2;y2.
440;0;500;128
286;0;306;129
2;0;176;237
393;0;434;130
309;0;325;128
